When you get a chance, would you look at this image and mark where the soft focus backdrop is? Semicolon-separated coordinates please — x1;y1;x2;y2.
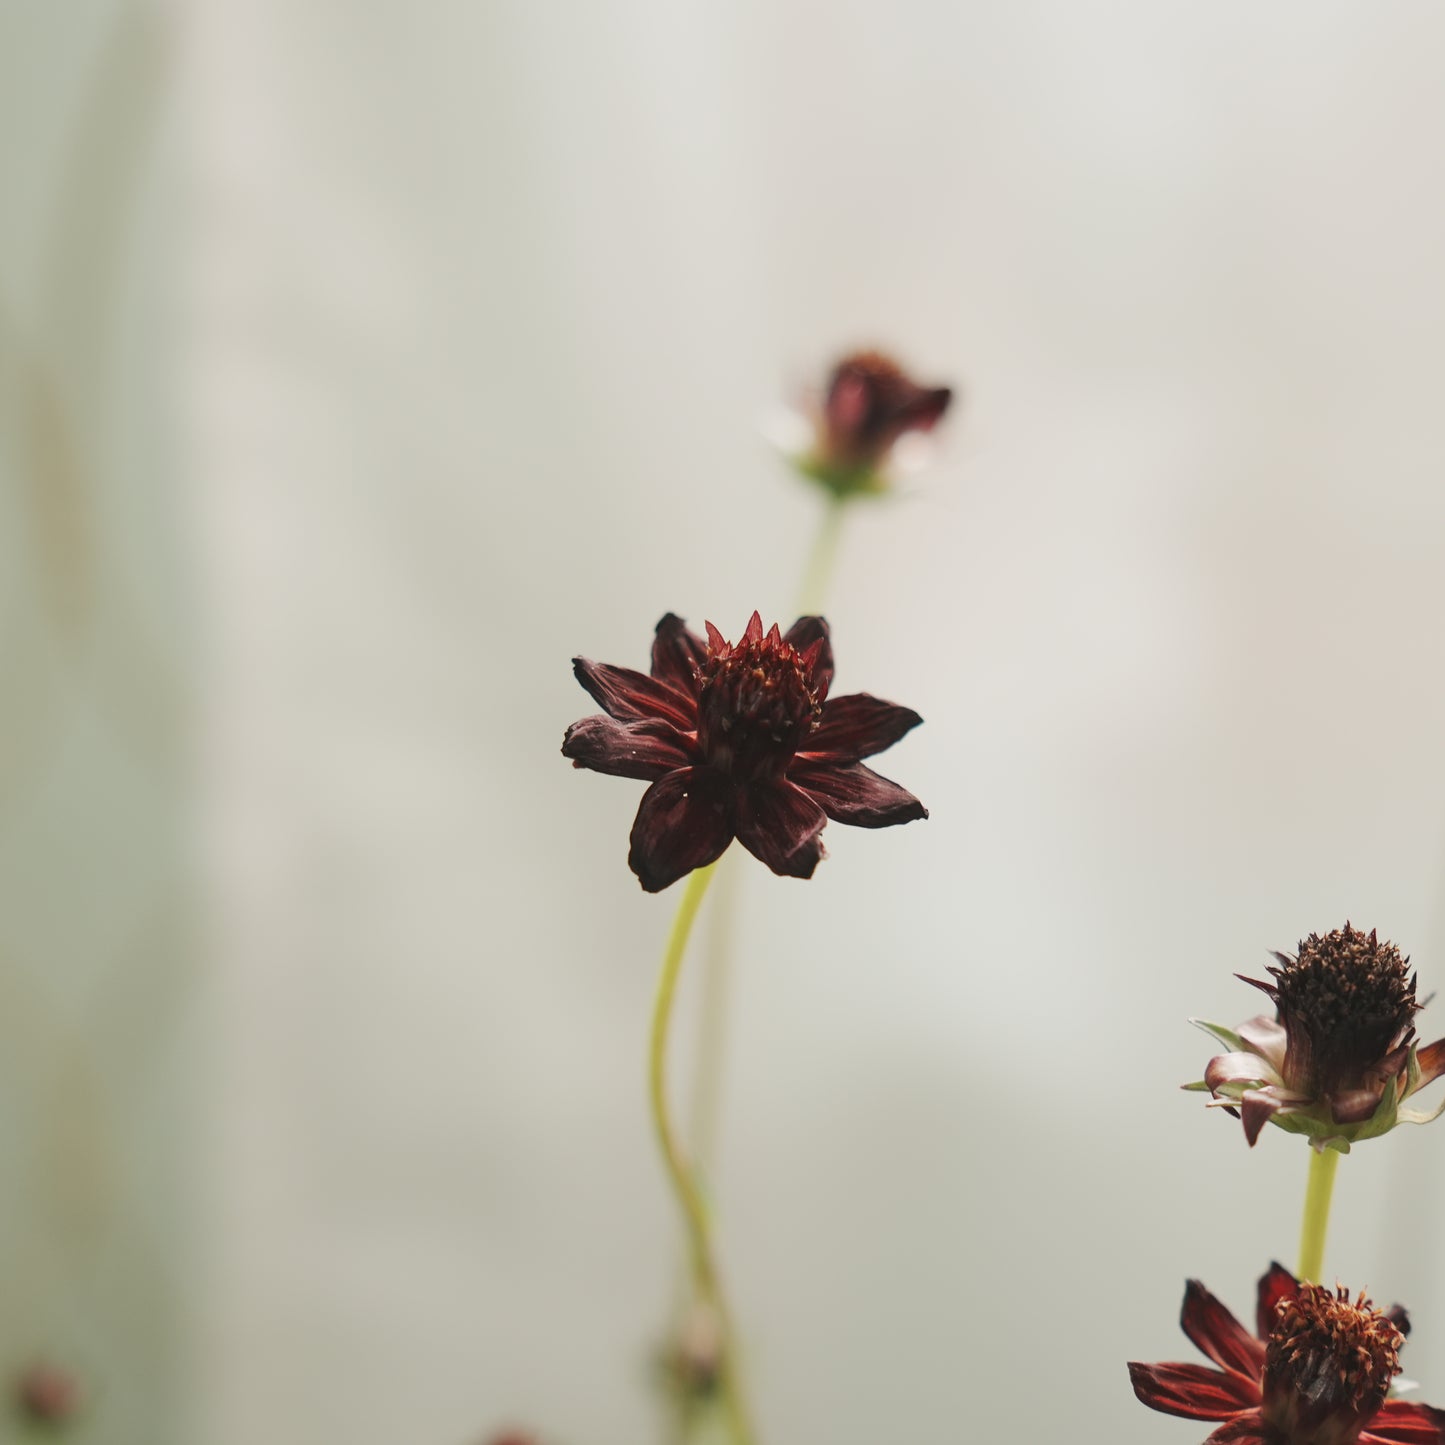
5;3;1445;1443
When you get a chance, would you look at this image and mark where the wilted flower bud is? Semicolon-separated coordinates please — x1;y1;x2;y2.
774;349;954;499
1188;923;1445;1150
655;1303;723;1406
13;1363;80;1430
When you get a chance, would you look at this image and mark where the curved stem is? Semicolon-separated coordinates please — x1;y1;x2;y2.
1296;1146;1340;1283
651;863;758;1445
796;496;847;616
688;854;740;1180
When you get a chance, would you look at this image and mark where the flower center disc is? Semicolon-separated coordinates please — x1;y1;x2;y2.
1273;925;1419;1093
1262;1284;1402;1444
697;625;821;780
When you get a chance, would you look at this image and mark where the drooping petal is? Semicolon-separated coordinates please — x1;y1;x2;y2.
1363;1399;1445;1444
790;759;928;829
806;692;924;761
562;715;697;780
1255;1262;1299;1341
1205;1052;1283;1093
783;616;833;697
573;658;696;729
1240;1090;1283;1146
1203;1415;1269;1444
1127;1362;1259;1420
627;769;733;893
1235;1015;1289;1072
1180;1280;1265;1379
1414;1038;1445;1089
650;614;708;693
731;780;828;880
1331;1080;1391;1124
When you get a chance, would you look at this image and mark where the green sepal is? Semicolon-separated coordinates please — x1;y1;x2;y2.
1188;1017;1247;1054
1399;1091;1445;1127
794;456;889;501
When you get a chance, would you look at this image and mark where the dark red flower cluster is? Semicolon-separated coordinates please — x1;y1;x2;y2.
563;612;926;891
1130;1265;1444;1444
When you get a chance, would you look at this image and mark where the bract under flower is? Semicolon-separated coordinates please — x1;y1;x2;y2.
1128;1265;1445;1445
562;613;927;891
1186;925;1445;1151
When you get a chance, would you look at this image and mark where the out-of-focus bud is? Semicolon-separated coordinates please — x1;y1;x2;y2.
656;1302;723;1406
13;1363;80;1430
772;349;954;499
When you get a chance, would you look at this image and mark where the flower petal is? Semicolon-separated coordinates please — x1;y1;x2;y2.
1205;1052;1283;1093
1127;1362;1258;1420
562;715;696;781
573;657;695;729
1331;1081;1390;1124
1255;1262;1299;1341
783;616;833;697
1204;1416;1269;1444
1235;1015;1288;1072
790;759;928;829
1414;1038;1445;1089
1180;1280;1265;1379
1363;1400;1445;1444
806;693;924;761
650;614;707;693
1241;1089;1286;1147
731;780;828;880
627;769;733;893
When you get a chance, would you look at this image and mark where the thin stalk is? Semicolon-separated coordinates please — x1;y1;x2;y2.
1296;1146;1341;1283
796;496;847;617
650;863;757;1445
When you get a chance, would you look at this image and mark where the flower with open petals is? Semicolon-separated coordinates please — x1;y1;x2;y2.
772;350;954;499
1187;924;1445;1151
1129;1264;1444;1445
562;612;926;891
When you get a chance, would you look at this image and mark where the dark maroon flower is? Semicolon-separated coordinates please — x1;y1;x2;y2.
562;612;927;891
1129;1265;1444;1445
777;350;953;498
1188;924;1445;1149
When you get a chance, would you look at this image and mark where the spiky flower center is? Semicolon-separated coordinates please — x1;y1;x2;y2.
1270;925;1418;1095
1261;1284;1402;1443
697;624;821;780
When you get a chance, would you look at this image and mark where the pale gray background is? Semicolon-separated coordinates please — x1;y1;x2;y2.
5;3;1445;1443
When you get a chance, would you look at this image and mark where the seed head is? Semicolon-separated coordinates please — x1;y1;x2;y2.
1262;1283;1403;1442
1262;924;1419;1097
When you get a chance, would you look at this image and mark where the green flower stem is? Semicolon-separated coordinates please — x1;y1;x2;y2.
688;854;741;1177
650;862;757;1445
1296;1146;1341;1283
796;495;847;617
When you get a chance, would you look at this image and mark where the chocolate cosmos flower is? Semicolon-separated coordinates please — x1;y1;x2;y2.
783;350;953;498
1188;925;1445;1150
1129;1265;1444;1445
562;612;927;891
